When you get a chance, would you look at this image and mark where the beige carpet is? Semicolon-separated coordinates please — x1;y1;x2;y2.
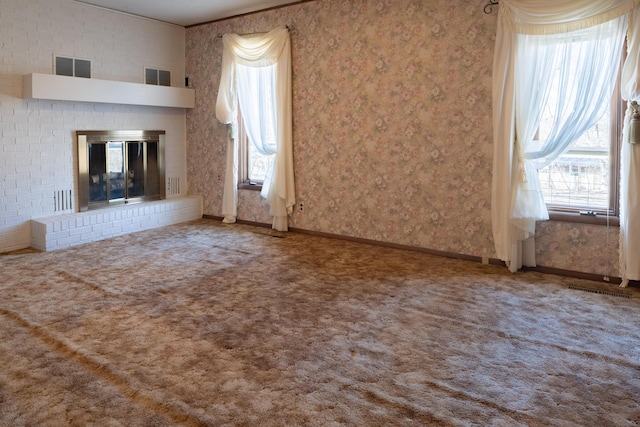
1;219;639;426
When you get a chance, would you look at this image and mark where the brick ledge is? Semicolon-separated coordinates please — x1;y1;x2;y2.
30;196;202;251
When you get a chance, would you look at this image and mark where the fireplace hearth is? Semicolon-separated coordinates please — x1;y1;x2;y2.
77;130;165;211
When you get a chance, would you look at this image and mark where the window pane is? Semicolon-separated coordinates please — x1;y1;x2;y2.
536;33;617;212
539;111;610;209
248;142;271;182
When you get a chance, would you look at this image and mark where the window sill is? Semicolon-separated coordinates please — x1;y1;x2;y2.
548;211;619;226
238;182;262;191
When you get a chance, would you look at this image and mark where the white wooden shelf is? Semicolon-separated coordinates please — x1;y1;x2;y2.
23;73;195;108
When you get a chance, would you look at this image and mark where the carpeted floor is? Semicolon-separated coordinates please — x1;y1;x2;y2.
1;218;639;426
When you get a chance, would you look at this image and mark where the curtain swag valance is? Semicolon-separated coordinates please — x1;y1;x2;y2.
499;0;639;34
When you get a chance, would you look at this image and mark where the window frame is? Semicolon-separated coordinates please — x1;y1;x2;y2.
236;110;264;191
543;41;625;226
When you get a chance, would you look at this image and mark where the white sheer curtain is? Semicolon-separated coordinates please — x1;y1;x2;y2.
236;63;278;198
620;7;640;287
216;26;295;231
492;0;635;272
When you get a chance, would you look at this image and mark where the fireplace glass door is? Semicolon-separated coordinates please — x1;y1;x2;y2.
78;130;165;211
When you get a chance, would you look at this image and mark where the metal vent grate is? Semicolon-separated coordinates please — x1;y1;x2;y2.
145;67;171;86
54;189;73;212
568;285;631;299
55;56;91;78
167;177;180;196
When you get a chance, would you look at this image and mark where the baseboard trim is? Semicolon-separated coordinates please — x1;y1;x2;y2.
203;215;272;229
288;226;488;264
522;265;622;286
201;215;637;287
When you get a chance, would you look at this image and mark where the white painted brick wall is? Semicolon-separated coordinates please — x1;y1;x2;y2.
0;0;190;253
30;196;203;251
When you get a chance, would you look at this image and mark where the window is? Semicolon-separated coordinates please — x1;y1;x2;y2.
235;63;277;190
237;111;272;188
216;26;295;230
537;41;625;219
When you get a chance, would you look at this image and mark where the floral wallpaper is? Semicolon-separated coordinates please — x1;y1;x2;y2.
186;0;619;278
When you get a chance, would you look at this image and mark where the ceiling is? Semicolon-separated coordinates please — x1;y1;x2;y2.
75;0;303;27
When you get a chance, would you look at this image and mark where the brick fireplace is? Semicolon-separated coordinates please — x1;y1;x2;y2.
28;130;202;252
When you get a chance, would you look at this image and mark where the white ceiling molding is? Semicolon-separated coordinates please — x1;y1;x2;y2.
74;0;304;27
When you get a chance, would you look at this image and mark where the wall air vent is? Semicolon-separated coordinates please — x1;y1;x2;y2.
145;68;171;86
167;177;180;196
55;55;91;78
54;189;73;212
568;285;631;299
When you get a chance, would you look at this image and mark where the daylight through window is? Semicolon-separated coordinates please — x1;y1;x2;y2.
537;39;624;216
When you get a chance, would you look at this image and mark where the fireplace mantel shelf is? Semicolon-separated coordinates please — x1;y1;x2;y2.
23;73;195;109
